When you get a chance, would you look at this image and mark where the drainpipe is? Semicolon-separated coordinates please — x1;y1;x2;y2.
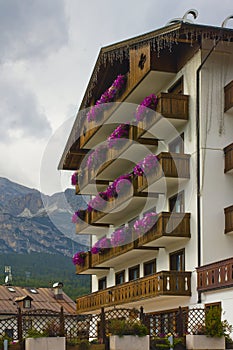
196;36;221;304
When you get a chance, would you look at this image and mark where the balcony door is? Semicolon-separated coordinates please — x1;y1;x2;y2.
169;191;184;213
170;249;185;271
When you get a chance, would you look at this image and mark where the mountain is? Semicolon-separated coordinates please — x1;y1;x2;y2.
0;177;90;256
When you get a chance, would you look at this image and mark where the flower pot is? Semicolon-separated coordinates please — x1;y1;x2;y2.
186;335;225;350
25;337;65;350
109;335;149;350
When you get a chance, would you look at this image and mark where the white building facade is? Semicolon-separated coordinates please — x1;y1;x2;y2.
59;19;233;330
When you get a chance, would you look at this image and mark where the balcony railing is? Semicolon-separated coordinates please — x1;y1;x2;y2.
224;80;233;113
75;251;92;274
138;152;190;192
137;93;189;138
224;143;233;173
75;212;190;273
137;212;191;246
225;205;233;234
76;271;191;313
197;256;233;292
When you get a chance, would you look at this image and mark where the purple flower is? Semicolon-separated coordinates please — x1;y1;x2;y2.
94;237;111;249
110;226;131;247
71;172;78;185
86;173;133;213
135;94;158;122
133;154;158;176
71;211;79;223
134;212;158;236
87;75;126;122
107;123;130;148
72;251;87;266
90;245;101;254
86;145;108;171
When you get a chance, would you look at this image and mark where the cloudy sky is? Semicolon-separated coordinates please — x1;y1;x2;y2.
0;0;232;195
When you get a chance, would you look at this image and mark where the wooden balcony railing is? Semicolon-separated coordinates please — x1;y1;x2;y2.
91;240;135;267
224;143;233;173
224;205;233;234
76;271;191;313
75;212;190;274
137;212;191;246
75;210;90;234
138;152;190;192
137;93;189;138
75;251;92;274
197;256;233;292
224;80;233;113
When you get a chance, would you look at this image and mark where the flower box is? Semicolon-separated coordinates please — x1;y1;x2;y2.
109;335;149;350
186;335;225;350
25;337;66;350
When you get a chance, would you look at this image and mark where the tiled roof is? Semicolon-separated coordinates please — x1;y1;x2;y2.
0;285;76;314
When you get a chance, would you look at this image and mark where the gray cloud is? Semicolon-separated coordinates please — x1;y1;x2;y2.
0;0;68;61
0;77;52;141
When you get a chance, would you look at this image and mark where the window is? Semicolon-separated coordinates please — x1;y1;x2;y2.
144;259;156;276
205;302;221;311
169;191;185;213
115;270;125;285
24;299;31;308
129;265;140;281
169;133;184;153
168;77;183;94
98;277;107;291
170;249;185;271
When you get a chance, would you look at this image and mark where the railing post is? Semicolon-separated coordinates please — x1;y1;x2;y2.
99;307;106;345
140;306;145;323
59;306;65;337
17;307;23;349
176;306;184;337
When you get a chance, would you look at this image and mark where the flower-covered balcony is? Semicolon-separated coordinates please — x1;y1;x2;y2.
88;180;157;228
136;92;189;141
76;270;192;313
74;251;110;275
224;143;233;173
73;211;190;274
224;205;233;234
76;124;158;195
137;152;191;193
197;256;233;292
224;80;233;114
137;212;191;248
78;43;178;150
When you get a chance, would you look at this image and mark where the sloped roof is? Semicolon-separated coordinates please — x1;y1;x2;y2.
80;21;233;109
0;285;76;314
58;21;233;170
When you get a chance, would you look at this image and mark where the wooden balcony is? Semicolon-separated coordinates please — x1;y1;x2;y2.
138;152;190;193
197;256;233;292
75;212;190;274
137;212;191;247
137;93;189;140
224;205;233;234
76;271;191;313
75;252;110;275
91;240;137;269
224;80;233;113
224;143;233;173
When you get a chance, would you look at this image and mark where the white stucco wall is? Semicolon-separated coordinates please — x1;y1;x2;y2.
91;41;233;316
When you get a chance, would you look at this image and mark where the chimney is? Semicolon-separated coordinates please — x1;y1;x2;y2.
52;282;63;300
